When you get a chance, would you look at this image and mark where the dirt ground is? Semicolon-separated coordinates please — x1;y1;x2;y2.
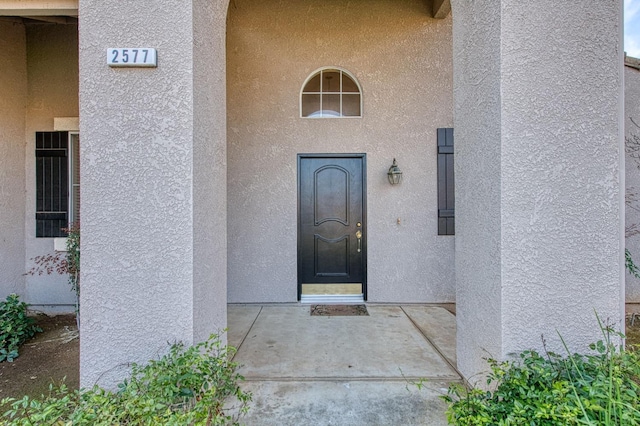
0;314;78;403
0;310;639;406
628;314;640;349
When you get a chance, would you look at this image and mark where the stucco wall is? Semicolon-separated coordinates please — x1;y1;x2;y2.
227;0;454;303
452;0;623;381
450;0;503;379
193;0;229;342
79;0;229;388
23;23;79;312
499;0;623;354
0;21;27;299
626;61;640;303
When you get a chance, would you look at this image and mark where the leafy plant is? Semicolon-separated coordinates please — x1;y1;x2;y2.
65;224;80;328
1;334;251;425
0;294;41;362
442;319;640;425
27;223;80;327
60;223;80;296
627;248;640;280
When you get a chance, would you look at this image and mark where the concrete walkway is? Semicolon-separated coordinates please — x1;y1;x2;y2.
228;304;461;426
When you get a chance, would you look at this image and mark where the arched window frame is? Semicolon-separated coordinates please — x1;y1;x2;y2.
300;67;363;119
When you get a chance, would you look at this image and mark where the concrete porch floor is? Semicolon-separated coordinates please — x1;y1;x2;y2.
227;304;461;426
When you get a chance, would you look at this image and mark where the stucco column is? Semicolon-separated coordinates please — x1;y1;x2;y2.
451;0;624;380
79;0;228;387
0;21;26;299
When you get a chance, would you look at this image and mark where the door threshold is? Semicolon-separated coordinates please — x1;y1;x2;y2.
300;294;365;305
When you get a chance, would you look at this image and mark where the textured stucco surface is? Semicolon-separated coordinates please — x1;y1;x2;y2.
626;62;640;302
453;0;623;381
23;24;79;311
451;0;503;380
0;21;27;299
79;0;229;388
193;0;228;342
227;0;454;303
499;0;623;353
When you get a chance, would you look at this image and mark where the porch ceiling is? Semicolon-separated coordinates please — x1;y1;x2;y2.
0;0;77;17
432;0;451;19
0;0;450;20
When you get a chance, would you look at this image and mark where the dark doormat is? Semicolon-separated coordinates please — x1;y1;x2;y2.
310;305;369;316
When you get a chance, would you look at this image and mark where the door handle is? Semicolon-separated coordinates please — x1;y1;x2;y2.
355;230;362;252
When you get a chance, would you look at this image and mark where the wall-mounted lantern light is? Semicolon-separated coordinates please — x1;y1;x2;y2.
387;158;403;185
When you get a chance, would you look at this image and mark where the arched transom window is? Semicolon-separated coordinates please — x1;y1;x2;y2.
300;68;362;118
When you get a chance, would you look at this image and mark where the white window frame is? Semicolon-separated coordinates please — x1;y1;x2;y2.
300;67;363;119
68;132;80;225
53;131;79;251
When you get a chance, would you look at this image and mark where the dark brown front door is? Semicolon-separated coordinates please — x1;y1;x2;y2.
298;154;366;299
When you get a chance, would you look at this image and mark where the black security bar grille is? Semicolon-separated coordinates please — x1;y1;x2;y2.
36;131;69;237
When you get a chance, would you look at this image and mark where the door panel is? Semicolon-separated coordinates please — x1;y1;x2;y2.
315;166;349;225
298;155;366;298
315;234;349;276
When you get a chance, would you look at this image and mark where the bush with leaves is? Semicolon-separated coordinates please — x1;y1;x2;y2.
27;223;80;328
1;334;251;425
442;320;640;425
0;294;41;362
628;248;640;280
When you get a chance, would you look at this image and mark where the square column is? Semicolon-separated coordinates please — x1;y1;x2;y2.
452;0;624;380
79;0;228;388
0;21;27;298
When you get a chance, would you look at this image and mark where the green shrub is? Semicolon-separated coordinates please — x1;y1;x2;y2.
442;322;640;425
27;223;80;328
626;248;640;279
2;334;251;425
0;294;41;362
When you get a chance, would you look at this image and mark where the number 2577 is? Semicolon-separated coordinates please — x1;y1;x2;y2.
111;49;149;64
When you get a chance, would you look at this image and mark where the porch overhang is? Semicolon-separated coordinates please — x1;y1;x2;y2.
0;0;78;16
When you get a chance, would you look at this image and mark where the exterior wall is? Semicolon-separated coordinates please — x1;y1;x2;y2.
193;0;229;342
626;60;640;302
453;0;623;381
499;0;623;353
451;0;503;378
24;23;79;312
0;21;27;299
227;0;455;303
79;0;229;388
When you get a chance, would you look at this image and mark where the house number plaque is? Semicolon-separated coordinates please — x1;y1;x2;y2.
107;48;157;68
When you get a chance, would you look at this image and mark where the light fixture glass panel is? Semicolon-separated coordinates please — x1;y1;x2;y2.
342;75;359;93
322;94;341;116
322;71;340;93
304;74;321;92
342;94;361;116
302;94;321;117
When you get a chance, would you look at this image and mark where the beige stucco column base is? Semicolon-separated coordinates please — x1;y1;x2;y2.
451;0;624;382
79;0;228;388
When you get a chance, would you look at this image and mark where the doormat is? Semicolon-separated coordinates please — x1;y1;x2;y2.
310;305;369;316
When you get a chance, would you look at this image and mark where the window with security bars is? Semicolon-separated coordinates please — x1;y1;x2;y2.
300;68;362;118
35;131;80;237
